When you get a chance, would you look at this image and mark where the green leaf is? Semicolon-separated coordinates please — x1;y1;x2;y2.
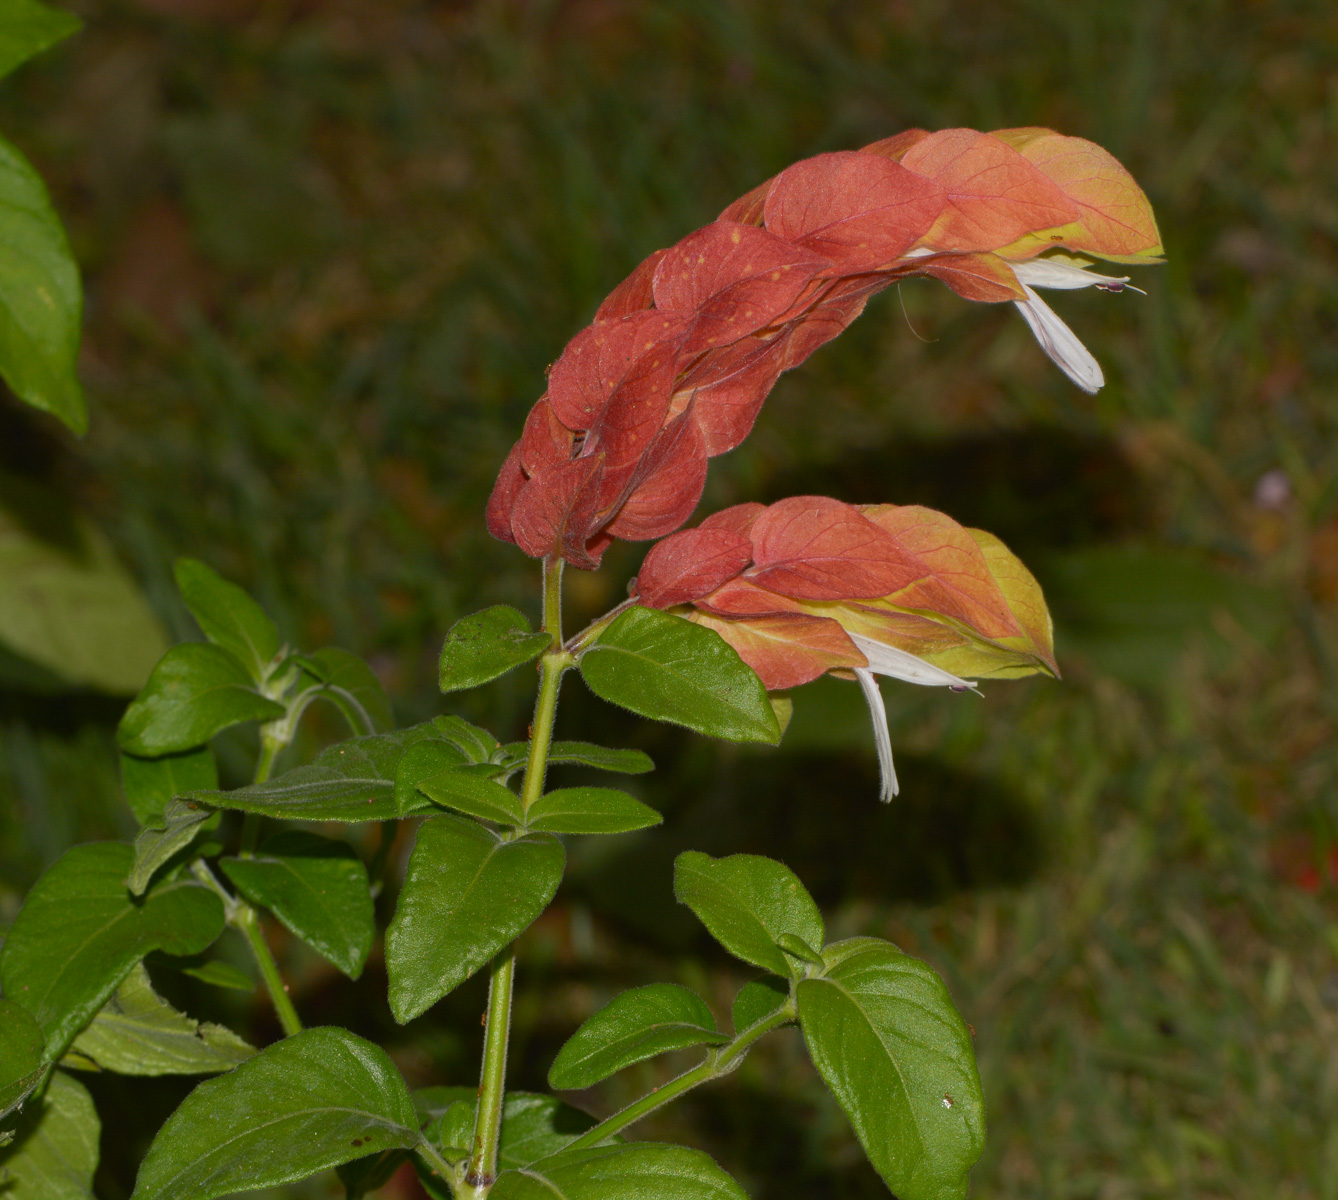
527;787;662;835
0;134;84;433
120;747;218;827
797;939;985;1200
60;963;253;1076
298;647;394;734
0;843;225;1060
128;1027;420;1200
673;851;825;980
394;738;470;810
0;476;170;693
172;559;281;683
152;954;253;992
220;831;374;979
192;722;461;822
489;1142;747;1200
0;1070;99;1199
438;605;552;693
117;643;286;756
731;978;791;1033
417;768;524;826
0;0;82;81
579;606;779;744
0;999;45;1119
776;933;823;965
126;799;218;896
549;984;728;1090
549;741;655;774
386;815;564;1022
431;714;500;764
337;1147;409;1199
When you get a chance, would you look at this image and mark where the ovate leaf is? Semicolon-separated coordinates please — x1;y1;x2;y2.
0;843;225;1060
797;938;985;1200
731;978;791;1033
430;714;500;764
546;742;655;775
674;851;825;979
191;722;462;821
117;643;285;756
549;984;728;1090
417;769;524;826
298;647;394;734
0;134;84;433
386;815;564;1022
415;1090;601;1171
173;559;280;684
120;747;218;827
0;999;45;1119
0;1070;98;1200
61;964;253;1076
128;1027;420;1200
579;607;779;744
220;832;374;979
0;0;82;82
438;605;552;693
0;477;170;693
526;787;662;835
489;1142;747;1200
126;799;218;896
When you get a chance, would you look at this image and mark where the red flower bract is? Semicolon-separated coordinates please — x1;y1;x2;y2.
489;127;1162;569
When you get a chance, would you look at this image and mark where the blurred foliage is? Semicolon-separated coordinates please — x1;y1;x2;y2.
2;0;1337;1197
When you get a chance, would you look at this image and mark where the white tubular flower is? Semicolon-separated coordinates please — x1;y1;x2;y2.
1008;258;1138;396
848;633;977;803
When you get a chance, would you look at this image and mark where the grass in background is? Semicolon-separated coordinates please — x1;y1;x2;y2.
2;0;1337;1195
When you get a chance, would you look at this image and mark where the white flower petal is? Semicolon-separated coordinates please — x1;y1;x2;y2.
1011;259;1131;291
855;667;898;802
1012;284;1105;394
848;634;978;690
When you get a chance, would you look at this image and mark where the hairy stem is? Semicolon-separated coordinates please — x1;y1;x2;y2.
464;557;568;1192
563;1002;797;1151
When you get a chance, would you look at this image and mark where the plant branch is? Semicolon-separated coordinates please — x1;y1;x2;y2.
235;904;303;1037
465;556;568;1192
562;1001;797;1151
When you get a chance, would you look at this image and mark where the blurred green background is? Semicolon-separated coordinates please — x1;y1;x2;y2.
3;1;1338;1196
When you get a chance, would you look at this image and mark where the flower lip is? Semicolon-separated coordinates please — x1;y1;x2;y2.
1012;284;1105;394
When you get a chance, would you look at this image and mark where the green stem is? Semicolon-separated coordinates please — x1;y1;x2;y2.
239;729;282;856
563;1002;797;1152
236;905;303;1037
464;557;569;1192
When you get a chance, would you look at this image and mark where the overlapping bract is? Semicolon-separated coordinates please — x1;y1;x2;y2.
633;496;1058;692
488;127;1161;568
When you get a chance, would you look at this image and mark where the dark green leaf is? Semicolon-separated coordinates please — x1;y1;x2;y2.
117;643;285;756
0;1070;99;1199
173;558;281;683
673;852;824;980
126;799;218;896
120;748;218;827
60;964;253;1076
0;999;45;1118
0;134;84;433
490;1142;747;1200
192;722;456;821
221;832;374;979
549;984;728;1090
0;843;225;1060
299;647;394;734
394;739;469;812
548;741;656;775
386;815;564;1022
776;933;823;965
0;476;170;694
417;768;523;825
337;1147;409;1199
579;607;779;744
0;0;82;81
438;605;552;693
527;787;662;835
128;1027;420;1200
797;939;985;1200
431;714;500;764
731;978;791;1034
150;954;253;993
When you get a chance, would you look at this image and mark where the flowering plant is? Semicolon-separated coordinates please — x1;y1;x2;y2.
0;34;1160;1194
